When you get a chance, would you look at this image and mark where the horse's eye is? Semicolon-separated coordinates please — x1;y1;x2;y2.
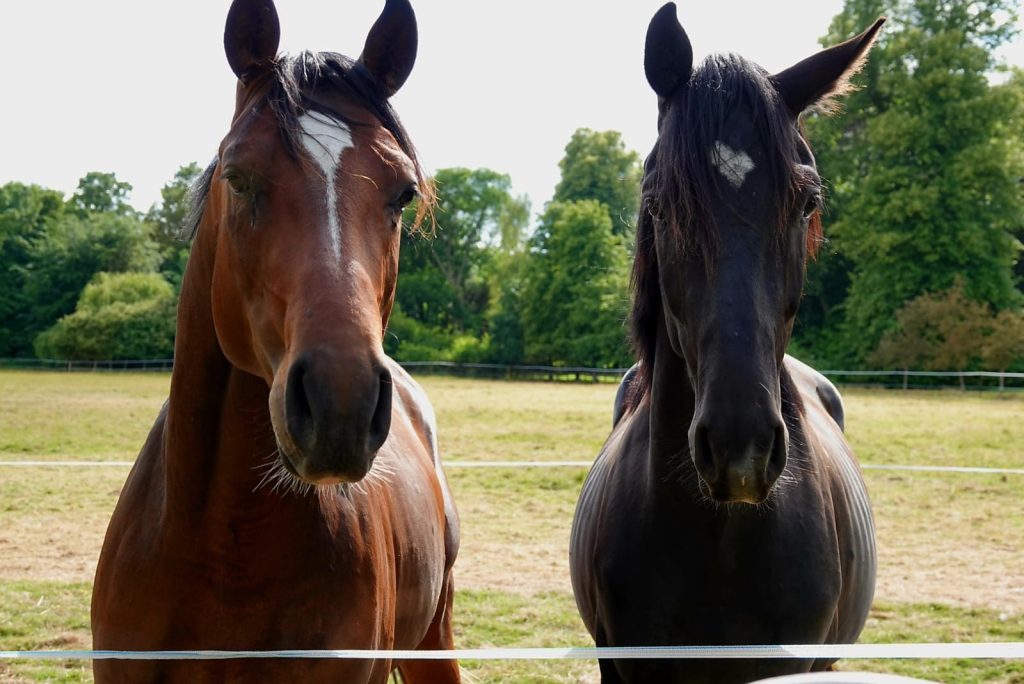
392;186;419;210
802;194;820;219
221;169;251;196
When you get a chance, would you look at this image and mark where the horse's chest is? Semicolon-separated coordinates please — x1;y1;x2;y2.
118;500;439;646
154;525;376;638
601;502;842;644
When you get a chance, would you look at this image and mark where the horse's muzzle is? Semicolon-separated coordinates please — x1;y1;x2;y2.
690;417;788;504
275;350;393;484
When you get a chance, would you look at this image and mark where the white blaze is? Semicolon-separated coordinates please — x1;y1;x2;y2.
298;111;354;255
713;141;755;189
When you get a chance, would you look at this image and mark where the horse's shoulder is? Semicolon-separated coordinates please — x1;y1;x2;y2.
784;354;845;432
383;358;460;566
385;358;440;461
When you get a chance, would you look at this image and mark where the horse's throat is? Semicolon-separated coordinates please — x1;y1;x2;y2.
648;328;697;448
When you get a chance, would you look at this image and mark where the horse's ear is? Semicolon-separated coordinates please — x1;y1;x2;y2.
224;0;280;83
772;17;886;115
358;0;418;99
645;3;693;99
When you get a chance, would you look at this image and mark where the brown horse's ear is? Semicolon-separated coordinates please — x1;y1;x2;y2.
224;0;281;83
358;0;418;99
772;17;886;115
645;3;693;99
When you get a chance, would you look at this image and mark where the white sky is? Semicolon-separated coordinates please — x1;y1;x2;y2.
1;1;1021;216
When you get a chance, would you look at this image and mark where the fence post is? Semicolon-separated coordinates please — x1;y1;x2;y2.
903;369;908;391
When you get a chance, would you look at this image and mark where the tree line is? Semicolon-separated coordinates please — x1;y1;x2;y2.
1;0;1022;373
793;0;1024;373
0;166;196;361
387;129;639;368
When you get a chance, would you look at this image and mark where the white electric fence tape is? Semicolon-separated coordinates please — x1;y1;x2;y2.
1;642;1023;661
1;461;1023;475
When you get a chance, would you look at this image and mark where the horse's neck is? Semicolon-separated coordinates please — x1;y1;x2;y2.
159;233;281;523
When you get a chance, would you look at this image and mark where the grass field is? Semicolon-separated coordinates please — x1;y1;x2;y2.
0;370;1022;682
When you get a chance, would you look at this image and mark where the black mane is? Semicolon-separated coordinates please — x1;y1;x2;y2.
630;53;815;399
181;50;429;241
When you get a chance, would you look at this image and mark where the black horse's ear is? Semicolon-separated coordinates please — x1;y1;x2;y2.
358;0;418;99
772;17;886;115
645;3;693;99
224;0;281;83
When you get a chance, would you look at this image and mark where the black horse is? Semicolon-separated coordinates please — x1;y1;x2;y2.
570;5;884;682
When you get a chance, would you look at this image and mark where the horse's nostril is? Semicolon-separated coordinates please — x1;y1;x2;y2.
285;357;316;452
367;368;393;453
690;423;717;486
767;422;788;483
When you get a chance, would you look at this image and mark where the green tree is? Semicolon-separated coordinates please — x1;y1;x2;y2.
1005;69;1024;296
18;212;160;353
486;285;526;365
553;129;643;238
70;171;136;217
520;200;631;367
0;182;66;356
147;162;203;290
397;167;529;335
798;0;1024;364
35;272;176;360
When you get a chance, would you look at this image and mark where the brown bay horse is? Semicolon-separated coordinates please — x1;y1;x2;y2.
91;1;459;682
570;5;884;682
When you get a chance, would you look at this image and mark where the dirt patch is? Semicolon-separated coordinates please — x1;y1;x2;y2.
455;535;573;596
0;515;103;584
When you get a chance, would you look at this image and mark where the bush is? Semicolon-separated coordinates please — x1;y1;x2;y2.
868;280;1024;391
34;272;176;360
451;335;491;363
384;306;454;362
78;271;172;310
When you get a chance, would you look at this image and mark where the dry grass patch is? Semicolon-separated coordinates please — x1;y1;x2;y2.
450;468;585;596
870;471;1024;611
0;467;122;583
